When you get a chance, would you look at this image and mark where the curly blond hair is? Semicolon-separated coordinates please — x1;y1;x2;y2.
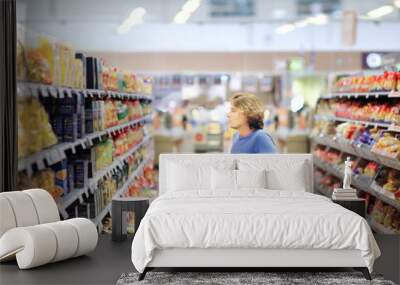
230;93;264;130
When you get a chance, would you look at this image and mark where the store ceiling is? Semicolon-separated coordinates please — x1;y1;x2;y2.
18;0;400;24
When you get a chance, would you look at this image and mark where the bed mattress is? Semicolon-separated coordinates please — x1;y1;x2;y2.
131;190;380;273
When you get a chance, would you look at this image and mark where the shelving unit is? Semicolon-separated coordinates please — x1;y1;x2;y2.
311;134;400;171
313;154;400;211
18;115;152;173
17;82;153;101
313;84;400;235
320;90;400;100
58;135;152;215
18;78;155;227
313;115;392;129
91;153;154;226
368;216;398;235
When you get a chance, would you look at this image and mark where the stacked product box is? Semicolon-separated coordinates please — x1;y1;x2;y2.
42;94;86;142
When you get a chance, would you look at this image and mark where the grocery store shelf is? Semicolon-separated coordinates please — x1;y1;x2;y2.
368;216;398;235
311;134;400;172
58;135;153;217
314;115;391;129
320;91;392;99
313;155;400;211
313;156;344;179
17;81;153;101
88;135;152;191
91;154;153;226
18;115;152;173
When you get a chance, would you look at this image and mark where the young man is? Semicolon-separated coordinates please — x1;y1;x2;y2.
227;93;277;154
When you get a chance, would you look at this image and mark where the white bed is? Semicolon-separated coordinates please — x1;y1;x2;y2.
131;154;380;281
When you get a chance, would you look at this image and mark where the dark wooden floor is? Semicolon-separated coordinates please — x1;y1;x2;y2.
0;234;134;285
1;234;398;285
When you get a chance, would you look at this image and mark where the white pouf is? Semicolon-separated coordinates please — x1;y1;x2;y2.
0;189;99;269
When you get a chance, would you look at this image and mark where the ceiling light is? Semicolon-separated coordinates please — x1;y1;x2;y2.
182;0;201;14
307;13;328;25
174;10;191;24
275;24;295;34
395;0;400;8
367;5;394;18
117;7;146;34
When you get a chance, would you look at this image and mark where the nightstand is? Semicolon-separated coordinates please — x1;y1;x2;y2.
111;197;150;242
332;198;366;218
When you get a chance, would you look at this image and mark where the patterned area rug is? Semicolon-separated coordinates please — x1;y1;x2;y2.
116;271;395;285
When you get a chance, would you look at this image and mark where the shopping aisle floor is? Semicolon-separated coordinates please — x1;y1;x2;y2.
0;234;133;285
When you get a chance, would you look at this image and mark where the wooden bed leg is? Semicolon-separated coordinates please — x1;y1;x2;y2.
138;268;148;281
354;267;371;280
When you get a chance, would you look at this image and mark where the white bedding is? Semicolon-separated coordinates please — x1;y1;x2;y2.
131;190;380;273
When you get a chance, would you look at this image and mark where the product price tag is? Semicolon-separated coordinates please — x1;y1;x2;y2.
66;88;72;98
370;181;383;193
40;85;48;97
49;86;58;97
59;89;65;98
36;158;45;170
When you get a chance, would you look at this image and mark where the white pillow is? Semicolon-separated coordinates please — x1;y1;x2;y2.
211;168;237;191
237;157;308;192
167;162;211;191
236;169;267;189
266;167;306;191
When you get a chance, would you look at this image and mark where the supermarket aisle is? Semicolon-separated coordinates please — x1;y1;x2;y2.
0;235;133;285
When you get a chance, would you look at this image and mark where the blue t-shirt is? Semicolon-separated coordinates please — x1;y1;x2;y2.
231;129;278;154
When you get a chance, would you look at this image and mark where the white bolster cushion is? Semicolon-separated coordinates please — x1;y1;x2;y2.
0;192;39;227
0;226;57;269
65;218;98;257
24;189;60;224
42;221;79;262
0;196;17;237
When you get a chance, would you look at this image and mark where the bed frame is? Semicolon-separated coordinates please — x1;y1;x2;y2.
139;154;372;281
139;248;371;280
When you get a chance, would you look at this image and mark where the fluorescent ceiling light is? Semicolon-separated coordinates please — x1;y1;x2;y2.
182;0;201;13
173;0;202;24
275;24;295;34
174;10;191;24
395;0;400;8
367;5;394;18
117;7;146;34
307;13;328;25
